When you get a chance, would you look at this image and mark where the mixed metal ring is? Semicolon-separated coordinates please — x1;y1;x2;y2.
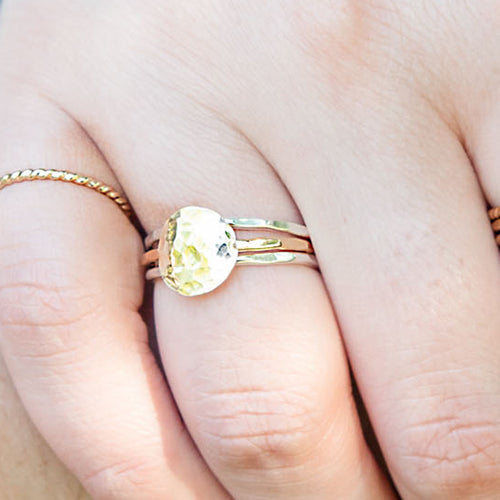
142;206;317;296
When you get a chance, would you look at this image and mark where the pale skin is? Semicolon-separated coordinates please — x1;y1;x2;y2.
1;1;500;499
0;353;89;499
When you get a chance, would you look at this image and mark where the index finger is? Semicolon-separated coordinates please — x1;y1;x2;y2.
0;87;227;499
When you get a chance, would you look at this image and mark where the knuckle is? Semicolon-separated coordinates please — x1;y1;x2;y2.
82;458;158;500
196;385;333;473
292;1;402;71
400;411;500;496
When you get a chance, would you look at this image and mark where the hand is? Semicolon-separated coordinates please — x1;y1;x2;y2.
1;2;499;498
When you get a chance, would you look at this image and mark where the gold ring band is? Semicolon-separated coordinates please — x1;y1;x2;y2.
142;206;317;296
0;169;132;217
489;206;500;245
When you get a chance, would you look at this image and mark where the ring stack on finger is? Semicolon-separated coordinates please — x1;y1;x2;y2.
142;206;317;297
489;206;500;246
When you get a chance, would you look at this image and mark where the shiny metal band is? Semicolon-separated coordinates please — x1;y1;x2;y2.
0;169;131;217
142;206;317;296
489;206;500;245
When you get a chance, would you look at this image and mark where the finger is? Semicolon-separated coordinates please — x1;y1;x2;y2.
455;39;500;498
0;89;227;499
0;352;89;499
84;95;393;497
242;56;500;499
466;80;500;208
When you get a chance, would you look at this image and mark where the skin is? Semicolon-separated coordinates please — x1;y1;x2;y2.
1;1;500;498
0;353;90;499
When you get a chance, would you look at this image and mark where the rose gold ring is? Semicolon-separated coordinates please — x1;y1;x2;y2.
142;206;317;297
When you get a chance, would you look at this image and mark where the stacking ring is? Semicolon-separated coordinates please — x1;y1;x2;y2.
489;206;500;246
0;169;132;217
142;206;317;296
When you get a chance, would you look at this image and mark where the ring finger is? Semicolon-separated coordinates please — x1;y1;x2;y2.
89;95;393;498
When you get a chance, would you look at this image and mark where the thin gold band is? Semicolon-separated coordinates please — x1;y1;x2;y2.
489;207;500;246
142;235;314;265
142;234;315;270
489;207;500;221
0;168;132;217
